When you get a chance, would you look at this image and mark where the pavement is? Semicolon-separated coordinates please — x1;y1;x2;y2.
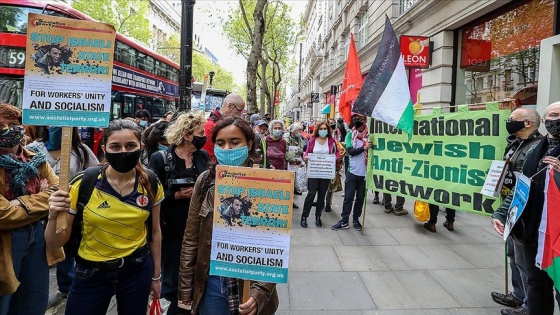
47;189;529;314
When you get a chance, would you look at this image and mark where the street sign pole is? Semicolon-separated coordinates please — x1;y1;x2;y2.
179;0;195;111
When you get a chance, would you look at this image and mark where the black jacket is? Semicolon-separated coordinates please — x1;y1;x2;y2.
516;136;560;243
148;146;210;236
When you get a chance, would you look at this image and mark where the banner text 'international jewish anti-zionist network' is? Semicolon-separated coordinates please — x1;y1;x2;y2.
367;105;510;215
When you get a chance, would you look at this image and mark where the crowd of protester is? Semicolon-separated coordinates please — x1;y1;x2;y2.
1;98;560;315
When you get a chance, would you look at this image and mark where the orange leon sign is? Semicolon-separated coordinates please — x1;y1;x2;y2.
400;35;430;68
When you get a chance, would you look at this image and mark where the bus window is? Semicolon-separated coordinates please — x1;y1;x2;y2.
145;55;154;74
135;96;145;111
0;77;23;108
123;94;135;117
150;99;165;122
155;61;166;78
0;6;68;33
164;100;176;112
111;101;121;119
137;52;146;71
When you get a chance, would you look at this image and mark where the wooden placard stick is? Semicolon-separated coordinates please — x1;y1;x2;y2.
55;127;73;234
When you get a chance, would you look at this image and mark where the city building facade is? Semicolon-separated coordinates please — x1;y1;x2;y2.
293;0;560;121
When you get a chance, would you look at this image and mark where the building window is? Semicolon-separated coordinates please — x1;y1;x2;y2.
455;0;554;105
399;0;420;15
358;12;368;49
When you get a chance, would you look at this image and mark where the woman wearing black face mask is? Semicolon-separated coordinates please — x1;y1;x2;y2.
147;111;210;314
46;119;164;314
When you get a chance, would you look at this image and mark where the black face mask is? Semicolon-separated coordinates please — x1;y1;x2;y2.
505;119;525;135
353;119;364;128
104;150;141;173
545;119;560;137
191;135;207;150
329;124;336;129
0;126;24;148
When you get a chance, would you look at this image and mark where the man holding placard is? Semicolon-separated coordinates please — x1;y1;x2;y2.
0;103;63;314
332;114;372;231
490;108;542;314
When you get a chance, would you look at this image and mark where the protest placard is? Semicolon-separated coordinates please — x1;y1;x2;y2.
22;13;116;127
481;160;507;198
307;153;336;179
210;166;294;284
367;103;510;215
503;172;531;240
22;14;115;232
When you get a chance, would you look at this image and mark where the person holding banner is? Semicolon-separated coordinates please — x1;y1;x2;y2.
178;117;279;315
491;102;560;315
301;120;340;228
0;104;62;315
490;107;542;314
148;112;210;315
45;119;164;315
332;114;372;231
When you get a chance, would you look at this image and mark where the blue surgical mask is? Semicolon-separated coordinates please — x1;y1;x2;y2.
158;144;167;151
318;130;328;138
45;127;62;151
272;130;283;138
139;120;148;127
214;146;248;166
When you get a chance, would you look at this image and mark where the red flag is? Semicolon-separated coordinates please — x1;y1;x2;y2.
339;33;362;124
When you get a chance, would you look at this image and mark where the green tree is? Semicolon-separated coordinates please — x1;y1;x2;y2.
223;0;295;115
72;0;151;45
156;34;181;64
192;52;235;91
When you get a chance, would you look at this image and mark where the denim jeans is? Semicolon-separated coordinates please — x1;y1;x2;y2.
0;220;49;315
341;172;366;222
56;254;75;294
302;178;330;218
522;242;560;315
161;233;183;315
64;247;153;315
197;275;230;315
383;193;404;210
427;204;455;224
508;237;527;310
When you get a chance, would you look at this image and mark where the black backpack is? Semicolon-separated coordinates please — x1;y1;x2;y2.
65;166;159;257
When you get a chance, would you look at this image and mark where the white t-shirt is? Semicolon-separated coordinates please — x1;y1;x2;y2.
313;139;329;154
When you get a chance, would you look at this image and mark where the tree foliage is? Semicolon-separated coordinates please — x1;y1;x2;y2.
223;0;296;115
192;52;236;91
156;34;181;64
72;0;151;45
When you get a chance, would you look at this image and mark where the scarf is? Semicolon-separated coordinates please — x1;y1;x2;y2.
0;149;47;197
226;277;240;314
351;126;369;164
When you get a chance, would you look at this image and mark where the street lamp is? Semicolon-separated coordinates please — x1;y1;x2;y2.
209;71;215;88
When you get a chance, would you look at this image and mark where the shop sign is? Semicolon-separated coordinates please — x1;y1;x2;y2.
400;35;430;68
460;39;492;72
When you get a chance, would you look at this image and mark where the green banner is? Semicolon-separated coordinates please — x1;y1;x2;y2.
367;103;510;215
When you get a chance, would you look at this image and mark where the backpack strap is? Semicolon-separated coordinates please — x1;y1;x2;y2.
261;137;267;167
145;168;159;243
66;165;104;257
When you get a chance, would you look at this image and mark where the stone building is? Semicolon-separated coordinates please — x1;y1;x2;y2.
293;0;560;121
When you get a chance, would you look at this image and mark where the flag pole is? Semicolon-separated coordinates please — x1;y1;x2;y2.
361;117;373;236
504;241;509;294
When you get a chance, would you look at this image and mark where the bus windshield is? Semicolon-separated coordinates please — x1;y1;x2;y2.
0;5;68;33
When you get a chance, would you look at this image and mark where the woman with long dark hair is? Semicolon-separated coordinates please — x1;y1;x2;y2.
45;119;163;314
178;117;279;315
141;120;170;167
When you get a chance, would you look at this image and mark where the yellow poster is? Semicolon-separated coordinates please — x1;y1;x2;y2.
210;165;294;283
22;13;116;127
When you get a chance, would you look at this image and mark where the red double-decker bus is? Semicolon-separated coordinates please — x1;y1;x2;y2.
0;0;180;153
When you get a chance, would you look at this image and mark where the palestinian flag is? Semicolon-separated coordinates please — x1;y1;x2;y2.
536;168;560;286
352;16;414;139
